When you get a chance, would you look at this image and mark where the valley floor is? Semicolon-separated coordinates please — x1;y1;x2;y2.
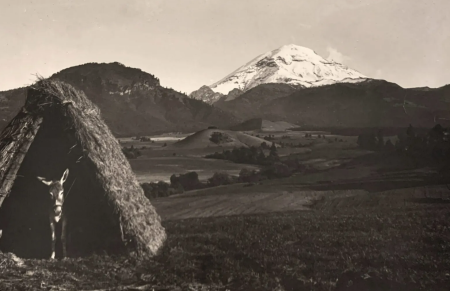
2;130;450;290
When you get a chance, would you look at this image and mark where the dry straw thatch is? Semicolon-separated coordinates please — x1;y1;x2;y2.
0;79;166;258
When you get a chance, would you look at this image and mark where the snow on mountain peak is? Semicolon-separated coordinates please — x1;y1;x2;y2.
209;44;366;95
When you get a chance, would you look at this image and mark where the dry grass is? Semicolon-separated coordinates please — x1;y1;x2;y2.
1;199;449;290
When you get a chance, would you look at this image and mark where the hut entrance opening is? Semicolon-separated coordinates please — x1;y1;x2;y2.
0;108;124;258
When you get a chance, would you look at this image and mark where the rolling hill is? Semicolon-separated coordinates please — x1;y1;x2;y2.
229;118;296;132
169;128;270;150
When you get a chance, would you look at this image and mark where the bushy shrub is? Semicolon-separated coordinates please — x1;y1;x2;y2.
122;146;141;159
139;136;151;142
141;181;178;199
210;132;232;144
207;172;236;187
239;168;263;183
170;172;204;191
260;162;292;179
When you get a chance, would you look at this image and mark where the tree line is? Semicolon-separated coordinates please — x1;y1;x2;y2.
357;124;450;172
141;158;307;199
357;124;450;155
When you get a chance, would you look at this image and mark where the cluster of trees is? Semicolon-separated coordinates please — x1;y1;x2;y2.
141;172;207;199
122;146;142;159
357;124;450;166
210;132;233;144
207;172;238;187
141;181;178;199
206;160;306;187
170;172;204;191
140;158;307;199
304;133;327;138
132;136;153;142
254;134;275;140
396;124;450;160
205;144;279;165
356;125;425;152
263;135;276;141
276;141;305;148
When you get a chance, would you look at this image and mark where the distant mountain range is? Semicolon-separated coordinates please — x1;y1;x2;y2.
0;62;241;136
189;43;450;129
215;79;450;128
189;44;366;104
1;46;449;137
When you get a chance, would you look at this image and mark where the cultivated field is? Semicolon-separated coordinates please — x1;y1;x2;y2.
2;189;449;290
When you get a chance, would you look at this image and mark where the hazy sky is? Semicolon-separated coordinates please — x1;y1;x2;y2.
1;0;449;93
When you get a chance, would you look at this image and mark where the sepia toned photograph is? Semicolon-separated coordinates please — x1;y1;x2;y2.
0;0;449;290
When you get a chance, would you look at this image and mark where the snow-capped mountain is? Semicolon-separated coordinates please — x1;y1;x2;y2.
191;44;367;103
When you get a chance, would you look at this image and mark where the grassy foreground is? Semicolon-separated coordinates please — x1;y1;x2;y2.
1;200;450;291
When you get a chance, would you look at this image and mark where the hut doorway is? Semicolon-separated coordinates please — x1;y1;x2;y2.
0;115;123;258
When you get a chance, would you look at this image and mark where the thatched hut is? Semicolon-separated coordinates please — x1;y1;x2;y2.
0;79;166;259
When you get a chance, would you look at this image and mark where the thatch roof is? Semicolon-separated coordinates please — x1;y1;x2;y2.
0;79;166;258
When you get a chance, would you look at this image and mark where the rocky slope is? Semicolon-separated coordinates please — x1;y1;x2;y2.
189;85;224;104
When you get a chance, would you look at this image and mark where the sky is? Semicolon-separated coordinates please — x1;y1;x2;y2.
0;0;449;93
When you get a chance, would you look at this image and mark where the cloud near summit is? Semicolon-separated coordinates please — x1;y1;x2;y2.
326;47;350;64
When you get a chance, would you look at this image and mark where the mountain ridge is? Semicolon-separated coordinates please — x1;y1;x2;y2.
0;62;241;136
215;79;450;128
